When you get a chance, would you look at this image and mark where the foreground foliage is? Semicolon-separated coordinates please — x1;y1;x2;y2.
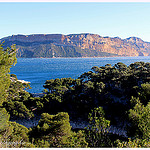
29;112;88;148
0;44;150;148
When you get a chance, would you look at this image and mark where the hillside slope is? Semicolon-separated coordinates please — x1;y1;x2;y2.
1;33;150;58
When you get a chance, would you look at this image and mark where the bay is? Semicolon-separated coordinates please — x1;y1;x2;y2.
10;56;150;93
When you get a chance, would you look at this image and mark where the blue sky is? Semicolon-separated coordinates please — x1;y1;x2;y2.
0;2;150;41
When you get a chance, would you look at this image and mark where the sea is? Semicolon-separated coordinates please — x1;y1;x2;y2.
10;56;150;93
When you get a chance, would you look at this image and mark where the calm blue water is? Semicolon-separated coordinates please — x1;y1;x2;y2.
10;56;150;93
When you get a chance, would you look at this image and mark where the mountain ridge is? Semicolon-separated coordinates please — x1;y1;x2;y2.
1;33;150;58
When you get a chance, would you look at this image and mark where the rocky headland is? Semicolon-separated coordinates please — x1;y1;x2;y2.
1;33;150;58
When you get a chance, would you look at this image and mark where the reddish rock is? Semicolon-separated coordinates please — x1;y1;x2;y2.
1;33;150;57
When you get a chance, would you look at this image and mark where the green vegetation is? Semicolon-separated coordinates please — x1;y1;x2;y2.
29;112;88;147
4;41;119;58
116;97;150;148
0;42;16;132
0;43;17;105
3;75;34;119
0;43;149;148
85;107;111;147
0;43;33;147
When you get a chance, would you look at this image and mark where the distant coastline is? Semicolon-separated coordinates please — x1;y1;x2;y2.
16;55;150;59
1;33;150;58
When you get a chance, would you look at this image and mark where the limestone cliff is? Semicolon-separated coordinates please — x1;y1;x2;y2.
1;33;150;57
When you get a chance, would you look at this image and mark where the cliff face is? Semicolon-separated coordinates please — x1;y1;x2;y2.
1;33;150;57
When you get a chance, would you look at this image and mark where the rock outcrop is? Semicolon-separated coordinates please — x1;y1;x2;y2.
1;33;150;57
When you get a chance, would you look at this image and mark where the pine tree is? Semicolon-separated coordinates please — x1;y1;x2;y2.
0;43;16;131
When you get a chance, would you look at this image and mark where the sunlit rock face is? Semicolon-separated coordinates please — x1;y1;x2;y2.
1;33;150;57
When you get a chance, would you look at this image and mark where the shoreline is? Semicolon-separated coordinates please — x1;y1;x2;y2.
16;55;150;59
31;93;45;97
